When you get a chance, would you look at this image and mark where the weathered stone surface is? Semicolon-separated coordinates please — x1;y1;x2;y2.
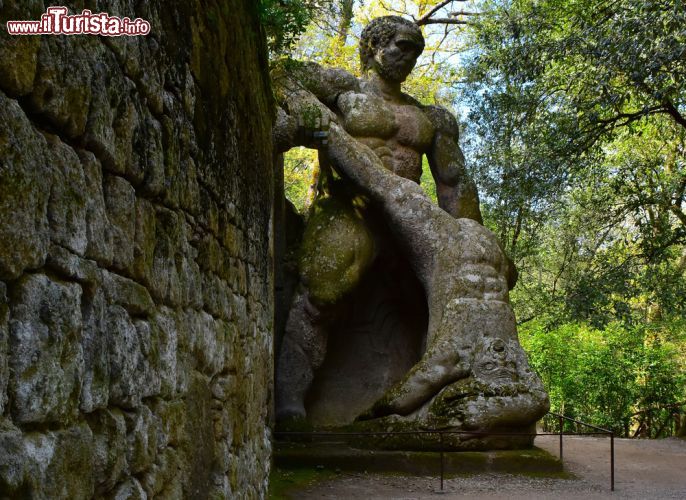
39;424;95;499
47;135;89;255
8;274;83;423
29;35;97;138
327;120;548;445
0;0;274;497
0;422;25;493
150;308;179;399
274;15;547;449
132;198;157;288
90;409;128;495
84;48;139;176
79;150;115;266
80;287;110;413
179;310;226;377
0;422;95;499
47;244;100;284
0;6;40;96
124;405;160;475
111;477;147;500
148;398;186;449
0;281;8;414
139;447;182;498
0;92;51;280
104;175;137;272
106;306;153;408
202;273;232;321
100;269;155;317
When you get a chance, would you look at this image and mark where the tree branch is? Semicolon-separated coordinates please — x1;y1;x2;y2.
449;11;479;17
416;0;468;25
417;18;472;26
662;99;686;130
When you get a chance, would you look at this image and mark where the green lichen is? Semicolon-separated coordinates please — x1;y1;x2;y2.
298;196;374;306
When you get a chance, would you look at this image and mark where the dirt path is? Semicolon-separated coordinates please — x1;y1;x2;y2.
293;436;686;499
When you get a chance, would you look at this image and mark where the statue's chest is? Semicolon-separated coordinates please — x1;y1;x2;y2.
337;92;434;151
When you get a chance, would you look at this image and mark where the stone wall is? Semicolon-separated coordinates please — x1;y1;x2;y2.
0;1;274;498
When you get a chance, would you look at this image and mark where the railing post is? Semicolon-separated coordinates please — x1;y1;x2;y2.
611;432;615;492
558;415;564;462
439;432;444;492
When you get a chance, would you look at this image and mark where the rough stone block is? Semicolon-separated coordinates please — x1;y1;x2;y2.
47;244;99;285
178;157;201;216
46;135;88;255
160;115;181;209
0;92;51;280
0;423;25;493
100;269;154;317
201;273;232;321
196;234;223;275
37;424;95;499
147;209;201;309
84;53;139;175
80;287;110;413
149;207;182;305
132;196;157;288
90;409;127;495
124;405;160;475
0;422;95;498
8;274;83;423
105;308;160;410
0;281;8;414
29;35;98;138
198;187;220;236
149;398;186;449
135;113;165;197
111;477;147;500
78;150;114;266
134;319;162;399
232;293;248;334
104;175;136;272
150;308;179;398
106;305;145;408
0;2;40;95
177;226;203;309
101;35;165;116
182;310;225;377
140;447;180;498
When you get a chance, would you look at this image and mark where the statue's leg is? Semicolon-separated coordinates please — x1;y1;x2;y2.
275;194;375;422
275;287;329;421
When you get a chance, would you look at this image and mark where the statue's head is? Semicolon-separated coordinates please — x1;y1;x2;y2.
359;16;425;83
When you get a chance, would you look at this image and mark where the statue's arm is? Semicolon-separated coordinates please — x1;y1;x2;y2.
425;106;483;223
272;60;358;153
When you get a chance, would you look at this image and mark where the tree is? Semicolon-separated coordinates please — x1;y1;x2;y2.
460;0;685;324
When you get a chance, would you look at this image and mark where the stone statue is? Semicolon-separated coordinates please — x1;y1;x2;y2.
273;16;547;449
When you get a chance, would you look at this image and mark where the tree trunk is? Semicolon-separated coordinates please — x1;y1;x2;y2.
336;0;355;45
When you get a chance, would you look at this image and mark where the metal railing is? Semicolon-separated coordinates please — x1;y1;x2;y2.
274;412;616;492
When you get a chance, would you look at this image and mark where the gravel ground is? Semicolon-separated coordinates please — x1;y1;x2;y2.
294;436;686;499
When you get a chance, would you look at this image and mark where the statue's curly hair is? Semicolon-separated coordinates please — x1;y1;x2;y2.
359;16;424;72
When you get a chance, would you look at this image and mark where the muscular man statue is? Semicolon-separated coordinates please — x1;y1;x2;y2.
273;17;530;434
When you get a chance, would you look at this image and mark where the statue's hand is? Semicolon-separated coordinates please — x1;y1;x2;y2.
273;84;335;152
294;106;330;149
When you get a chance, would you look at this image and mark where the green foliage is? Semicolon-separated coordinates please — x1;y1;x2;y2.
284;147;318;212
522;320;686;436
260;0;331;54
461;0;686;328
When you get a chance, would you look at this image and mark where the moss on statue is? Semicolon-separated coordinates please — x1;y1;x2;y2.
298;196;374;306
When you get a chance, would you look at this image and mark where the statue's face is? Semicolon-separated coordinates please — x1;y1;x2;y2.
371;26;422;83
